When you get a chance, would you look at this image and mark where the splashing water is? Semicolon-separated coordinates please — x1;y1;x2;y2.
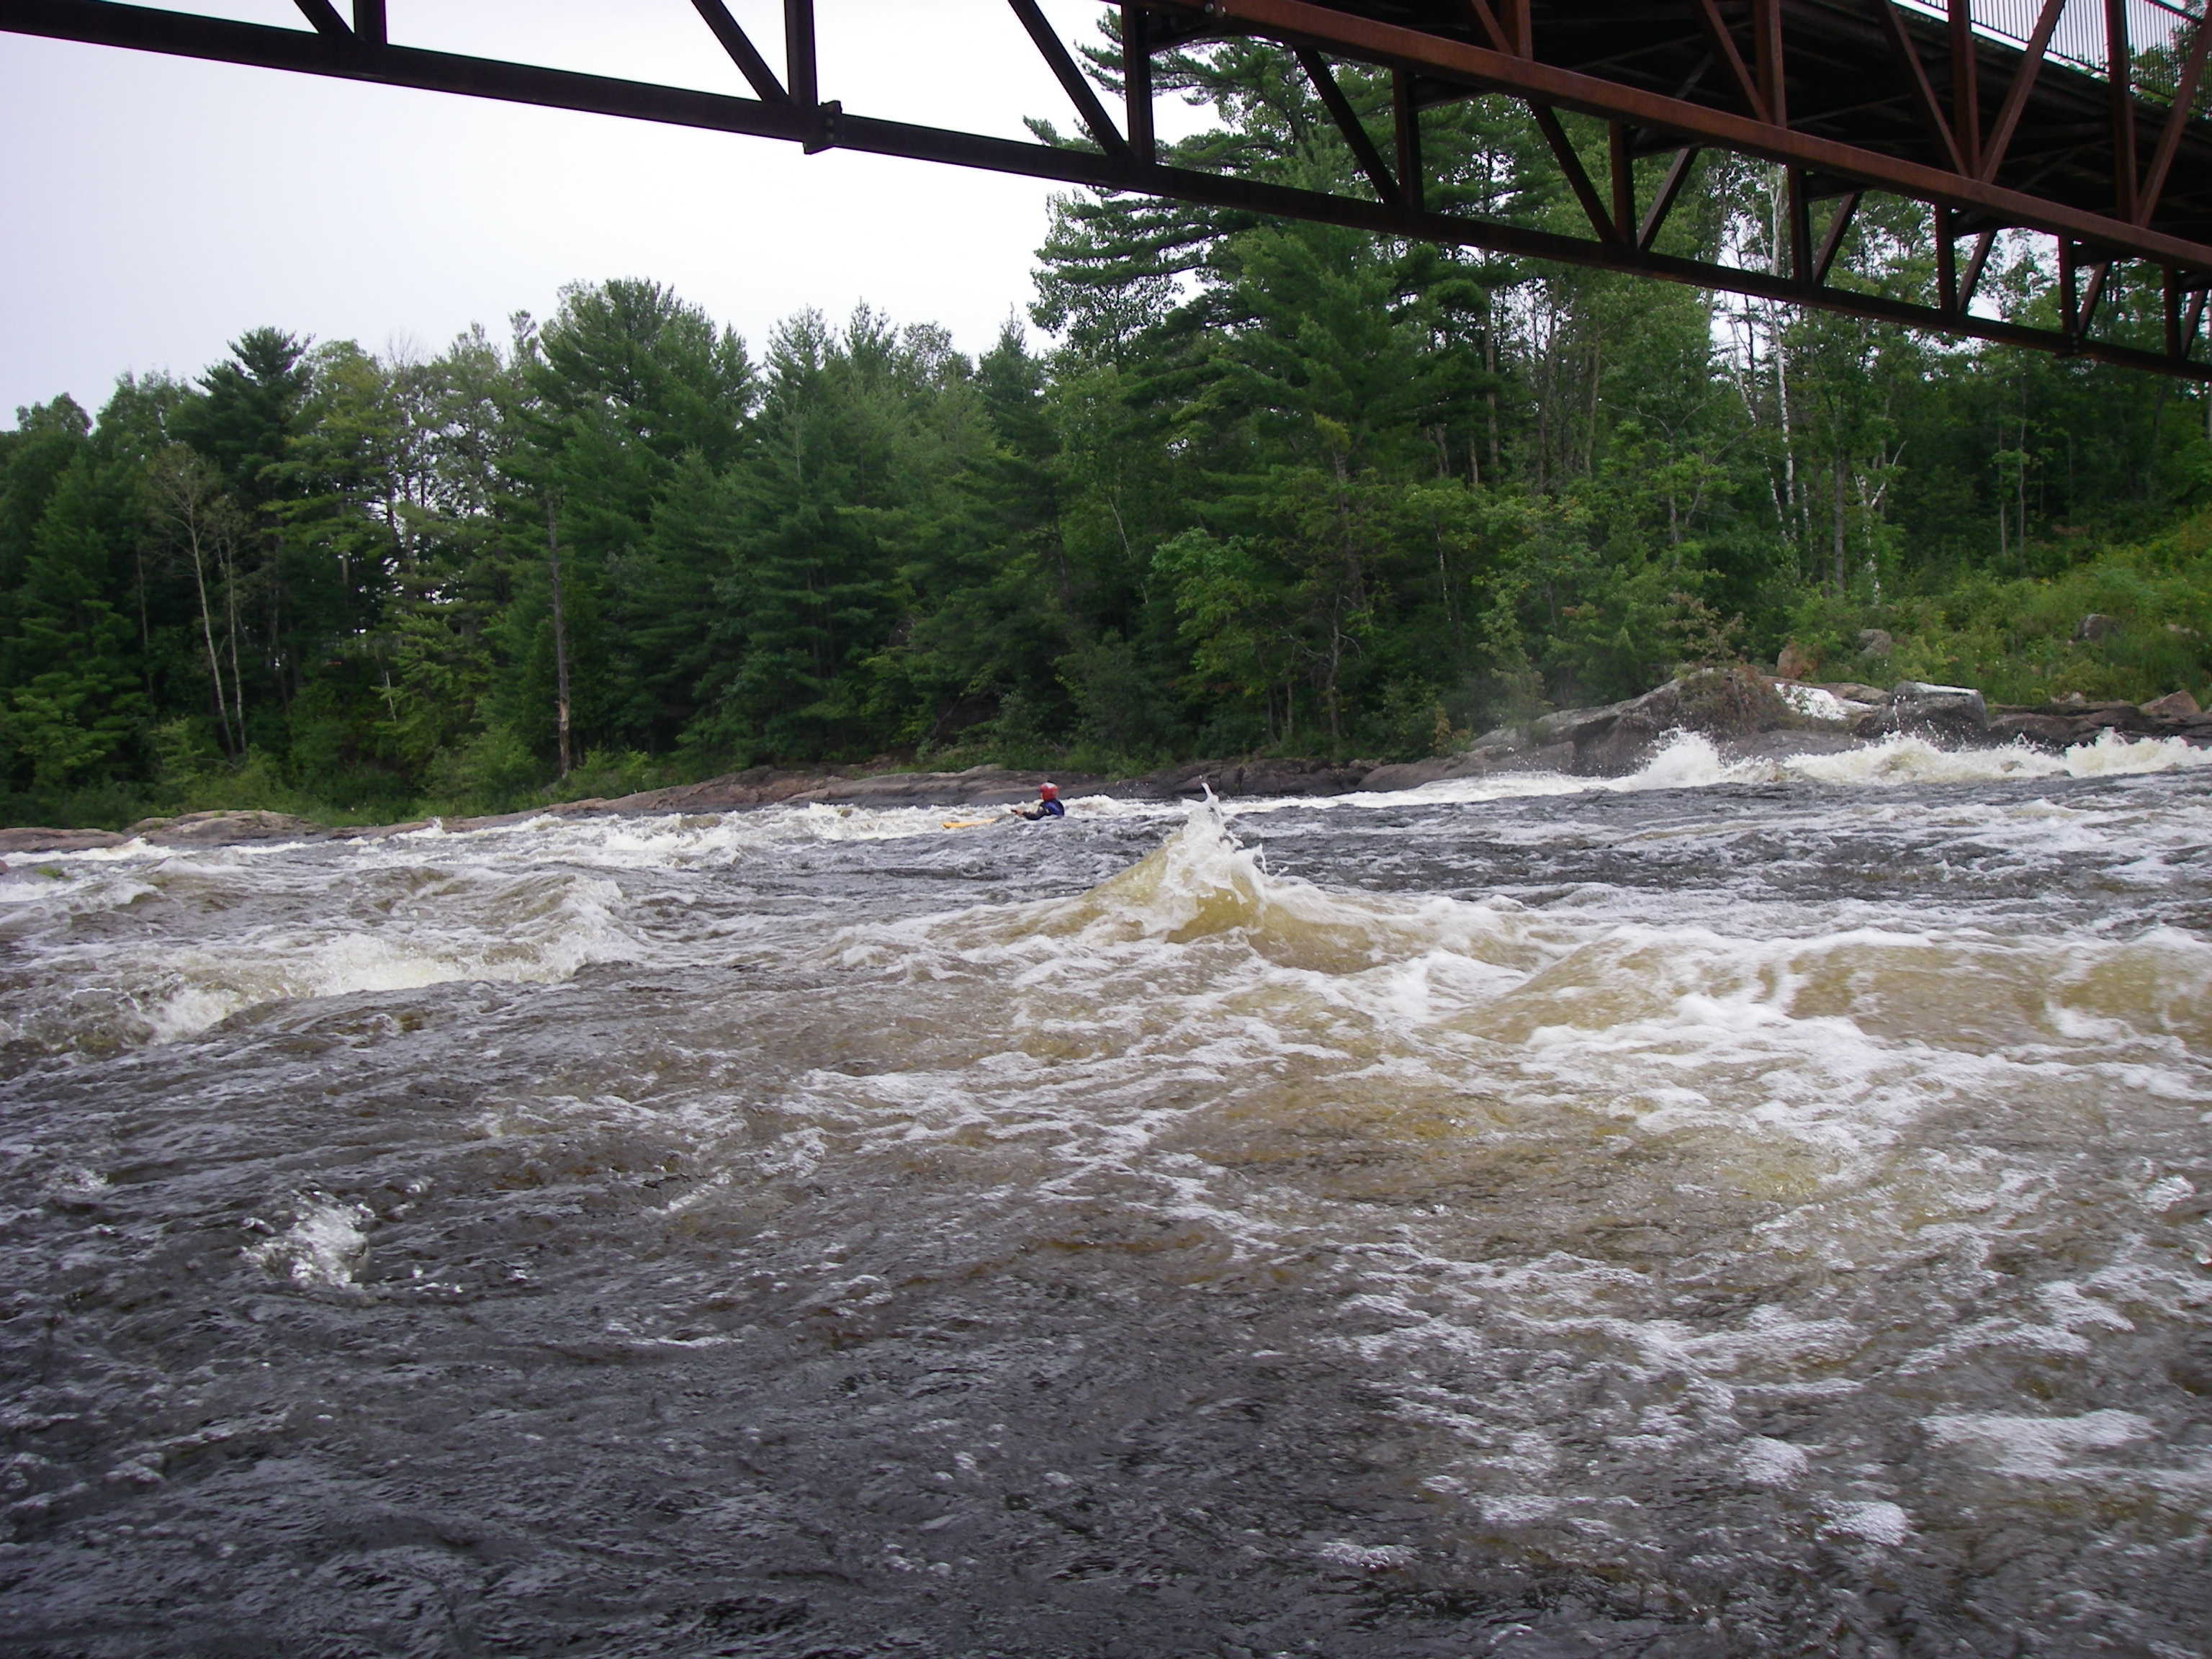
2;738;2210;1656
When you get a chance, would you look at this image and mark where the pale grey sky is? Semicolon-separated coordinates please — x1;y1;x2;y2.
1;0;1146;420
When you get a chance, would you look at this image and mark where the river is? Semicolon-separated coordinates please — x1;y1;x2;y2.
4;731;2210;1658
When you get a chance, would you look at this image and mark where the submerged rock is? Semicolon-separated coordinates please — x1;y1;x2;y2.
1357;742;1570;792
127;811;327;847
1566;667;1791;775
1853;682;1988;745
2075;613;2118;642
1134;757;1377;799
0;826;129;854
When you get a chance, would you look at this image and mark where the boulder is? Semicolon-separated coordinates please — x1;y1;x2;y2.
1120;757;1374;799
1567;679;1703;776
1810;682;1887;706
1721;729;1868;763
1986;713;2094;752
1532;698;1637;748
1775;642;1817;681
0;826;129;854
2074;613;2118;642
814;768;1108;806
1208;758;1377;798
1524;668;1794;777
2142;689;2202;720
130;810;327;847
1856;629;1894;657
1853;681;1988;745
1358;741;1567;791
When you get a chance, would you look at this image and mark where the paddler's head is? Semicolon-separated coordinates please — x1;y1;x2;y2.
1038;782;1059;800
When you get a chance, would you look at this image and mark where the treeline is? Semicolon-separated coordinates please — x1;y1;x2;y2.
6;33;2211;822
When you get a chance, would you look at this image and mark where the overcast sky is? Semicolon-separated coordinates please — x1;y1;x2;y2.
1;0;1143;421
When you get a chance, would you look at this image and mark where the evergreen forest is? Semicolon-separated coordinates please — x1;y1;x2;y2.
7;36;2212;826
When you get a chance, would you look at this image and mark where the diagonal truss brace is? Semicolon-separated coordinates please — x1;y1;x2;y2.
6;0;2211;382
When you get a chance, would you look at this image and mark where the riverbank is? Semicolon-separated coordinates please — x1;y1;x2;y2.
6;673;2208;856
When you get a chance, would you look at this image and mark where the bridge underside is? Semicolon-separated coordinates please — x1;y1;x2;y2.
5;0;2211;379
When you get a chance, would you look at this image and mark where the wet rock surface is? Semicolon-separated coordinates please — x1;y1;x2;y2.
127;810;329;846
4;767;2212;1655
9;678;2212;853
0;825;129;853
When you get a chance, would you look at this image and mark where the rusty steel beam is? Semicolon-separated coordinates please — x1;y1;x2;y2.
1123;3;1155;163
1959;227;1998;311
783;0;817;117
1296;47;1400;204
1391;67;1423;213
1609;120;1635;247
1873;0;1964;175
1009;0;1125;155
5;0;2209;382
1153;0;2212;273
1639;145;1700;252
2105;0;2135;220
1948;0;1981;175
2138;14;2212;228
1457;0;1513;58
1812;189;1862;287
690;0;786;104
291;0;346;39
1977;0;2067;184
1753;0;1786;127
1691;0;1765;121
1530;103;1616;240
2077;257;2112;336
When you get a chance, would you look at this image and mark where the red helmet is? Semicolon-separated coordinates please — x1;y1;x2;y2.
1039;782;1059;799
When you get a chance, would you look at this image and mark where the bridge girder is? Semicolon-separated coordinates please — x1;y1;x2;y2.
2;0;2208;379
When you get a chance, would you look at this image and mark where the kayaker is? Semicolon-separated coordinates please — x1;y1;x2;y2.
1011;781;1066;821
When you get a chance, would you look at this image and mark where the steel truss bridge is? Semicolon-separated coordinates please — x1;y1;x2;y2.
5;0;2211;379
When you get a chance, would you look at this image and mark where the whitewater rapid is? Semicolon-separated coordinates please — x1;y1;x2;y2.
2;732;2209;1656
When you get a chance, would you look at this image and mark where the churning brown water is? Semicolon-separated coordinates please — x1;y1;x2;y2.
3;733;2210;1658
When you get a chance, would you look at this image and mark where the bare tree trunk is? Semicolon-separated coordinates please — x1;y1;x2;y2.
222;532;247;750
1832;452;1848;594
1584;330;1602;477
185;520;236;755
547;498;573;779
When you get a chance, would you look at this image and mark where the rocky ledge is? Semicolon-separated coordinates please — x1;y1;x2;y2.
4;678;2204;855
1385;674;2212;785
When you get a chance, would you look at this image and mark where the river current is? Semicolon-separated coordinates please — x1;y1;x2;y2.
3;732;2211;1658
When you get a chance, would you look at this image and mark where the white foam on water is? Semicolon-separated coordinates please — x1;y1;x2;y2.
9;867;651;1048
2140;1174;2195;1212
245;1198;374;1290
1740;1437;1811;1485
1778;684;1869;721
1922;1409;2154;1477
1824;1499;1910;1545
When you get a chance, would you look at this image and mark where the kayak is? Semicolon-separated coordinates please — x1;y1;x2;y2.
941;817;1004;830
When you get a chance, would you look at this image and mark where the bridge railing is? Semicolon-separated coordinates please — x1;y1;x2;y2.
1892;0;2206;104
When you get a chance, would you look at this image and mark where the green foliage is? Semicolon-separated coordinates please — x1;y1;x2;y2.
424;724;543;814
5;40;2212;828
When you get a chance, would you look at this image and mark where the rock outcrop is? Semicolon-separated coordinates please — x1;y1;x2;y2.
9;673;2211;854
1851;682;1989;744
0;826;127;854
127;811;328;846
1984;693;2212;752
